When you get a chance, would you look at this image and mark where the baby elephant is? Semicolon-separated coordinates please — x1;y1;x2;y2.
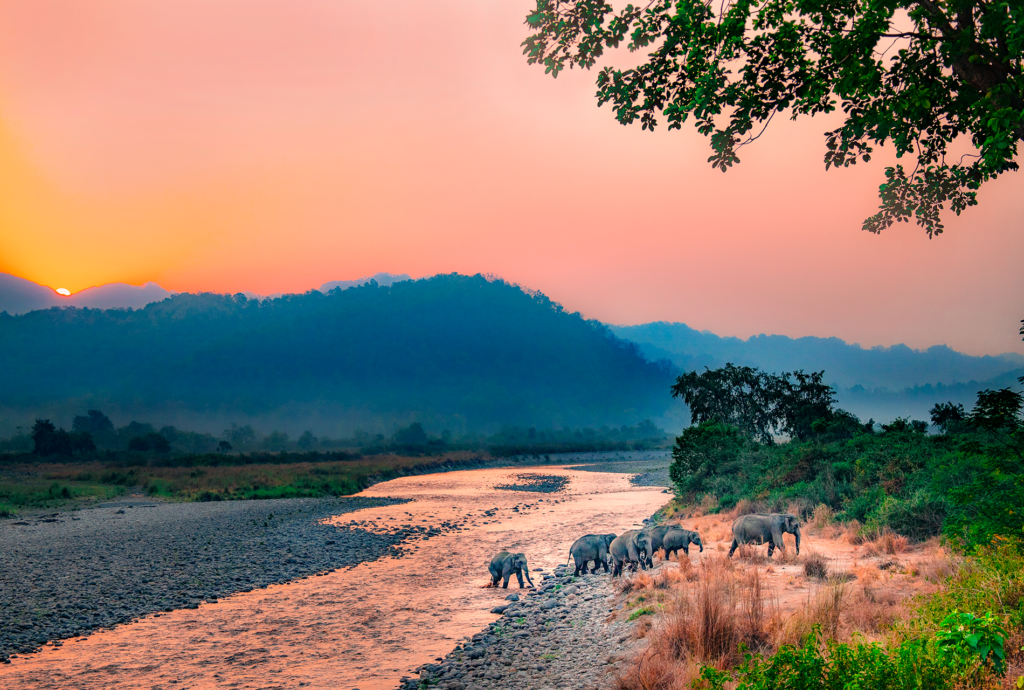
662;528;703;560
489;551;534;589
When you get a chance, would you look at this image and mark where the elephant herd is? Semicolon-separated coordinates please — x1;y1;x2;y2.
487;513;802;588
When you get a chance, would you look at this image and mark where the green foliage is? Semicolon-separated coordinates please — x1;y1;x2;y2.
670;420;747;497
671;364;838;443
669;367;1024;545
912;545;1024;632
696;629;957;690
523;0;1023;236
936;611;1008;674
628;606;655;621
128;432;171;454
31;419;95;456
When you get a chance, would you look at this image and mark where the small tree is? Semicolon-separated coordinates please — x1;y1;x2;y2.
669;420;746;496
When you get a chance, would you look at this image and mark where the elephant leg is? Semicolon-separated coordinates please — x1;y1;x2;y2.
503;574;511;588
767;540;776;558
573;558;582;577
516;570;525;588
728;539;739;557
601;558;610;573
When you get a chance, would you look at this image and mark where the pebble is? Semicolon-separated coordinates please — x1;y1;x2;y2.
0;495;416;663
399;564;639;690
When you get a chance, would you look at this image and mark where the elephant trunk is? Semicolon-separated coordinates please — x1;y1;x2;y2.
794;525;801;554
522;563;534;587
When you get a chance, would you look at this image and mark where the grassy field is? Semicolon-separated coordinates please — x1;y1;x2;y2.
0;451;490;514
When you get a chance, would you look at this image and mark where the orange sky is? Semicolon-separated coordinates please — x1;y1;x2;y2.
0;0;1021;356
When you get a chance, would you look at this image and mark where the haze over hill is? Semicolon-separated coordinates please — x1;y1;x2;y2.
0;274;676;436
3;273;1020;435
612;322;1024;422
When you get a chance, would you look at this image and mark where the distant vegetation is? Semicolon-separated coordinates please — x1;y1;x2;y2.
0;273;675;435
614;322;1024;423
668;364;1024;551
0;412;668;514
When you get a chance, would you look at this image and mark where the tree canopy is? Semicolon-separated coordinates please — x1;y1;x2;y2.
671;363;839;442
523;0;1023;236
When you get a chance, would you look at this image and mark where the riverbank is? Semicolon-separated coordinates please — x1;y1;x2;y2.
0;495;411;663
400;563;643;690
0;465;666;689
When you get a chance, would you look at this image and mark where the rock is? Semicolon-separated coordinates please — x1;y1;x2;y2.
490;605;509;614
504;593;519;602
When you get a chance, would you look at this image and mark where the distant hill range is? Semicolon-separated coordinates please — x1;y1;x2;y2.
0;272;412;315
3;273;1021;434
0;273;174;315
0;274;675;435
611;322;1024;422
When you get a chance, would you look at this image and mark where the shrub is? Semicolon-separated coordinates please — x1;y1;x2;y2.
630;607;657;622
804;552;829;579
696;633;958;690
810;504;835;532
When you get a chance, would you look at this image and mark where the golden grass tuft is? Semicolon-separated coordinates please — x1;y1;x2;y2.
778;580;847;646
863;528;910;557
803;551;829;579
810;504;836;532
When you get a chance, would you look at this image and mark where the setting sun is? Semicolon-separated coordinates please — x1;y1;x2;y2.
55;288;70;296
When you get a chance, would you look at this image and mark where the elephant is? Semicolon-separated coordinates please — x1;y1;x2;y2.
489;551;534;589
642;525;676;567
609;530;654;577
566;533;617;576
662;528;703;560
728;513;801;558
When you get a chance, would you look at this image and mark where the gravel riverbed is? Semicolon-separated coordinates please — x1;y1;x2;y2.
399;563;641;690
0;495;416;663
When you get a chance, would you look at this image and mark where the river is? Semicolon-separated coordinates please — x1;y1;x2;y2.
0;465;667;689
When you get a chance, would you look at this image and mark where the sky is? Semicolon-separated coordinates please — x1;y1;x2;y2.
0;0;1021;356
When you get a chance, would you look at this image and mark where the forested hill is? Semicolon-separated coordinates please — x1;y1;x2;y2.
0;274;675;434
612;322;1024;391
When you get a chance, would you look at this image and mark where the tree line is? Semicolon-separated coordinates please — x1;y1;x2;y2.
669;363;1024;550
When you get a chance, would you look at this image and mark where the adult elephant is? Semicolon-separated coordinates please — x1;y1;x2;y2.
643;525;676;568
728;514;801;558
489;551;534;589
609;530;653;577
663;529;703;560
567;533;617;576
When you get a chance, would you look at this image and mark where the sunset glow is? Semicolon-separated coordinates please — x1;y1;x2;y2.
55;288;71;296
0;0;1020;355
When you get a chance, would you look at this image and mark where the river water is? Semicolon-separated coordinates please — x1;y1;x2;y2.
0;465;667;690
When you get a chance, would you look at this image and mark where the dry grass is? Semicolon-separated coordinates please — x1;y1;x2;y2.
731;498;767;518
803;551;829;579
775;545;802;565
613;557;780;690
844;584;905;634
863;529;910;557
612;513;951;689
778;580;847;646
809;504;836;532
844;520;865;545
735;543;768;564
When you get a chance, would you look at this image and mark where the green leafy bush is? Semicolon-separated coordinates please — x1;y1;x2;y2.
696;630;958;690
935;611;1008;674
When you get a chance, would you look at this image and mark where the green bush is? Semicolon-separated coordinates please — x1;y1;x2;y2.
696;630;960;690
